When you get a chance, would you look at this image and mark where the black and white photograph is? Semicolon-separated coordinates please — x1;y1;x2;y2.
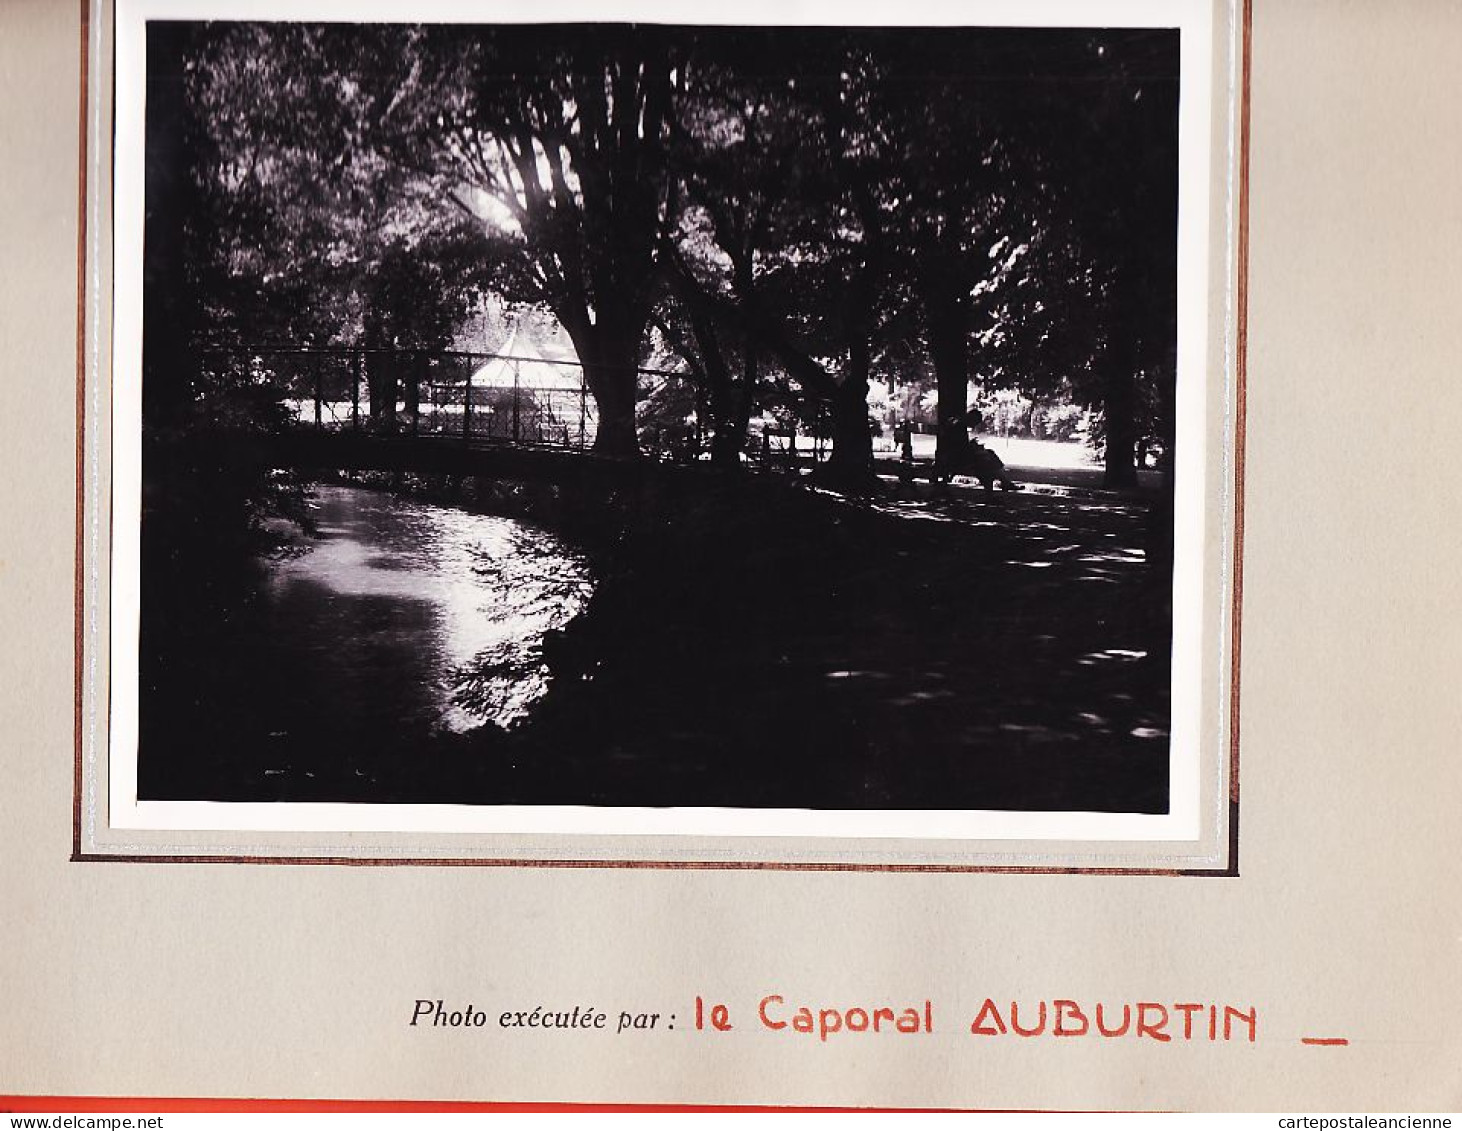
113;3;1218;839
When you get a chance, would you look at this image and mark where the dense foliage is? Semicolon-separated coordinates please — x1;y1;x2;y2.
144;22;1179;484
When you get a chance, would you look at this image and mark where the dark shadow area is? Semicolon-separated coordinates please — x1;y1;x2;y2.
140;468;1170;812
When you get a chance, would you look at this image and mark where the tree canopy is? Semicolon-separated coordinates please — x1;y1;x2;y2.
145;21;1180;481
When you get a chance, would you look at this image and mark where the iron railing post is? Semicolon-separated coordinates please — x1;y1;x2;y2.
313;354;323;428
512;360;521;443
410;351;421;435
351;352;361;430
579;378;587;449
463;364;473;443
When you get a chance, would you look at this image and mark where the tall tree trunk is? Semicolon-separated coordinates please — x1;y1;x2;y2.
574;323;642;459
710;257;759;468
724;346;758;468
708;393;746;466
663;250;756;468
923;266;971;476
824;336;874;484
821;180;886;490
558;305;646;461
686;295;741;467
1102;340;1140;489
1100;269;1144;488
584;363;639;457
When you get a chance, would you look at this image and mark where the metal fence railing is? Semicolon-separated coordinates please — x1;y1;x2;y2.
195;346;852;468
197;347;604;450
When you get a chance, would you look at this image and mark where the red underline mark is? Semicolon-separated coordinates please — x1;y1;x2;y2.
1301;1037;1349;1046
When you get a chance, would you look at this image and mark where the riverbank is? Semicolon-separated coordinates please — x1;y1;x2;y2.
484;470;1172;812
137;462;1172;812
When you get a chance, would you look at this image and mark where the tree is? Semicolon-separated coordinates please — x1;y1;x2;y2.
165;21;1178;484
664;32;910;486
179;23;497;355
179;24;686;457
402;25;684;457
360;234;488;430
856;31;1038;474
659;33;868;467
1038;31;1180;487
140;23;319;623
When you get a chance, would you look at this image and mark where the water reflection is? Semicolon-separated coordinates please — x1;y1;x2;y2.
266;485;593;732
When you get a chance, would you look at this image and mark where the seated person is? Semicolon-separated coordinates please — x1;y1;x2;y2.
966;439;1019;493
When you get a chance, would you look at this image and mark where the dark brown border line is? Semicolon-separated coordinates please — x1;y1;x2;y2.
72;0;92;859
1224;0;1254;879
72;3;1251;876
79;856;1235;880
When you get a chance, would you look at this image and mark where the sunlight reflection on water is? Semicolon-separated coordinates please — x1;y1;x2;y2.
267;485;593;733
